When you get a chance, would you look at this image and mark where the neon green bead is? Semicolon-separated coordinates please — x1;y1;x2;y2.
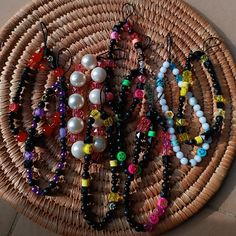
148;130;156;137
116;151;126;161
122;79;131;87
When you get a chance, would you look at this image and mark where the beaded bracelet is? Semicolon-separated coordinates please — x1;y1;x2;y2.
23;50;71;195
8;22;60;142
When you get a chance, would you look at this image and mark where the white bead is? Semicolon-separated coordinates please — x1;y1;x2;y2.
180;158;188;165
92;118;103;128
89;88;105;105
202;143;210;150
160;67;167;73
162;105;169;112
170;134;177;141
187;92;193;98
156;86;164;93
196;110;204;117
160;98;167;106
91;67;107;83
199;116;207;124
168;127;175;134
176;151;184;159
172;68;179;75
194;155;202;163
71;141;84;159
158;72;164;79
167;119;174;127
190;159;197;167
173;146;180;152
70;71;86;87
202;123;210;130
81;54;97;70
163;61;170;68
189;97;197;106
178;81;182;87
93;136;107;152
193;104;201;112
68;93;84;110
67;117;84;134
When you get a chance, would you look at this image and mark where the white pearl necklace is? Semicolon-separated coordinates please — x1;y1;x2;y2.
68;54;107;159
155;60;211;167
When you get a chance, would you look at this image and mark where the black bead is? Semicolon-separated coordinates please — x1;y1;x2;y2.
55;169;63;176
28;179;37;186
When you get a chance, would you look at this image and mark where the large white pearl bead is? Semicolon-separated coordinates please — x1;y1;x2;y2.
67;117;84;134
81;54;97;70
70;71;86;87
68;93;84;110
93;136;107;152
71;141;85;159
91;67;107;83
89;89;105;105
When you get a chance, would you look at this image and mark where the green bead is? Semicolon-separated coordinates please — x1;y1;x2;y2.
116;151;126;161
148;130;156;137
122;79;131;87
137;165;142;174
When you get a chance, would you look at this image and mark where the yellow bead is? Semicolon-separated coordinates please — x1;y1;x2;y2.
104;117;113;127
108;192;123;202
214;95;225;103
90;109;101;119
175;119;187;126
165;111;174;119
81;178;90;187
181;81;189;88
178;133;189;142
215;109;225;118
201;54;208;63
110;160;118;167
194;136;203;145
182;70;192;83
83;144;93;154
180;87;188;96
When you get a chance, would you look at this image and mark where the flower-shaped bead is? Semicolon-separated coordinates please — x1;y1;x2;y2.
157;197;168;209
148;213;159;225
197;147;207;157
128;164;138;174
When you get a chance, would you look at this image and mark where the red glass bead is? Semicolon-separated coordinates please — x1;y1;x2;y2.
28;48;44;69
134;89;144;99
16;131;28;142
52;112;60;126
123;22;131;31
106;92;114;101
130;32;139;40
54;67;64;77
42;124;53;136
9;103;20;112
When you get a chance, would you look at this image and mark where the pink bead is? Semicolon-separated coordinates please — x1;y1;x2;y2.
157;197;168;209
148;213;159;225
130;32;139;40
110;31;120;40
137;75;146;83
153;207;165;217
106;92;114;101
132;38;141;45
134;89;144;99
128;164;138;174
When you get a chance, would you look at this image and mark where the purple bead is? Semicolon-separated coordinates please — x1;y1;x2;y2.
57;162;64;169
53;175;59;182
24;151;33;160
31;186;38;193
27;172;33;179
34;108;44;117
60;151;67;158
59;128;67;138
36;189;43;196
59;107;65;114
31;121;37;129
59;103;65;108
59;91;65;97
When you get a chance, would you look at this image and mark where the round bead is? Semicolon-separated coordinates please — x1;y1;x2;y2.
70;71;86;87
202;123;210;130
157;72;164;79
81;54;97;70
9;103;20;112
116;151;126;161
176;151;184;159
162;105;169;112
194;155;202;163
42;124;53;136
199;116;207;124
16;132;28;142
197;148;207;157
157;197;168;209
167;119;174;127
163;61;170;68
168;127;175;134
134;89;144;99
187;92;193;98
172;68;179;75
71;141;85;159
178;81;182;87
156;86;164;93
196;110;204;118
128;164;138;174
83;144;93;155
160;99;167;106
160;67;167;73
202;143;210;150
148;213;159;225
173;146;180;153
91;67;107;83
193;104;201;112
93;136;107;153
68;93;85;110
180;157;188;165
67;117;84;134
89;89;105;105
189;97;197;106
190;159;197;167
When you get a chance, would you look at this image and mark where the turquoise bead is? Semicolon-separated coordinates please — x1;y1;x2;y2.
176;74;183;82
156;78;164;86
171;139;179;147
197;148;207;157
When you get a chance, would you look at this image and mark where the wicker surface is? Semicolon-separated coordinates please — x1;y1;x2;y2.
0;0;235;235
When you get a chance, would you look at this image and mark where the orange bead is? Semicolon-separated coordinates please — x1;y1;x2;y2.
42;124;53;136
16;132;28;142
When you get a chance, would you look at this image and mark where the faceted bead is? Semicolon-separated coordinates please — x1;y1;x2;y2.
16;131;28;142
9;103;20;112
52;112;60;126
108;192;123;202
137;117;151;132
42;124;53;136
54;67;65;77
178;133;189;142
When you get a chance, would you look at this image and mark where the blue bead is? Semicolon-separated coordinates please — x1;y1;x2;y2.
156;78;164;86
170;63;176;70
171;140;179;147
197;148;207;157
176;74;182;82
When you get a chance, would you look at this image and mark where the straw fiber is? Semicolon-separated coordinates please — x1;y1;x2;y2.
0;0;235;235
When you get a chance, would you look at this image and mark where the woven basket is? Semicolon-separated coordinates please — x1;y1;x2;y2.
0;0;236;235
